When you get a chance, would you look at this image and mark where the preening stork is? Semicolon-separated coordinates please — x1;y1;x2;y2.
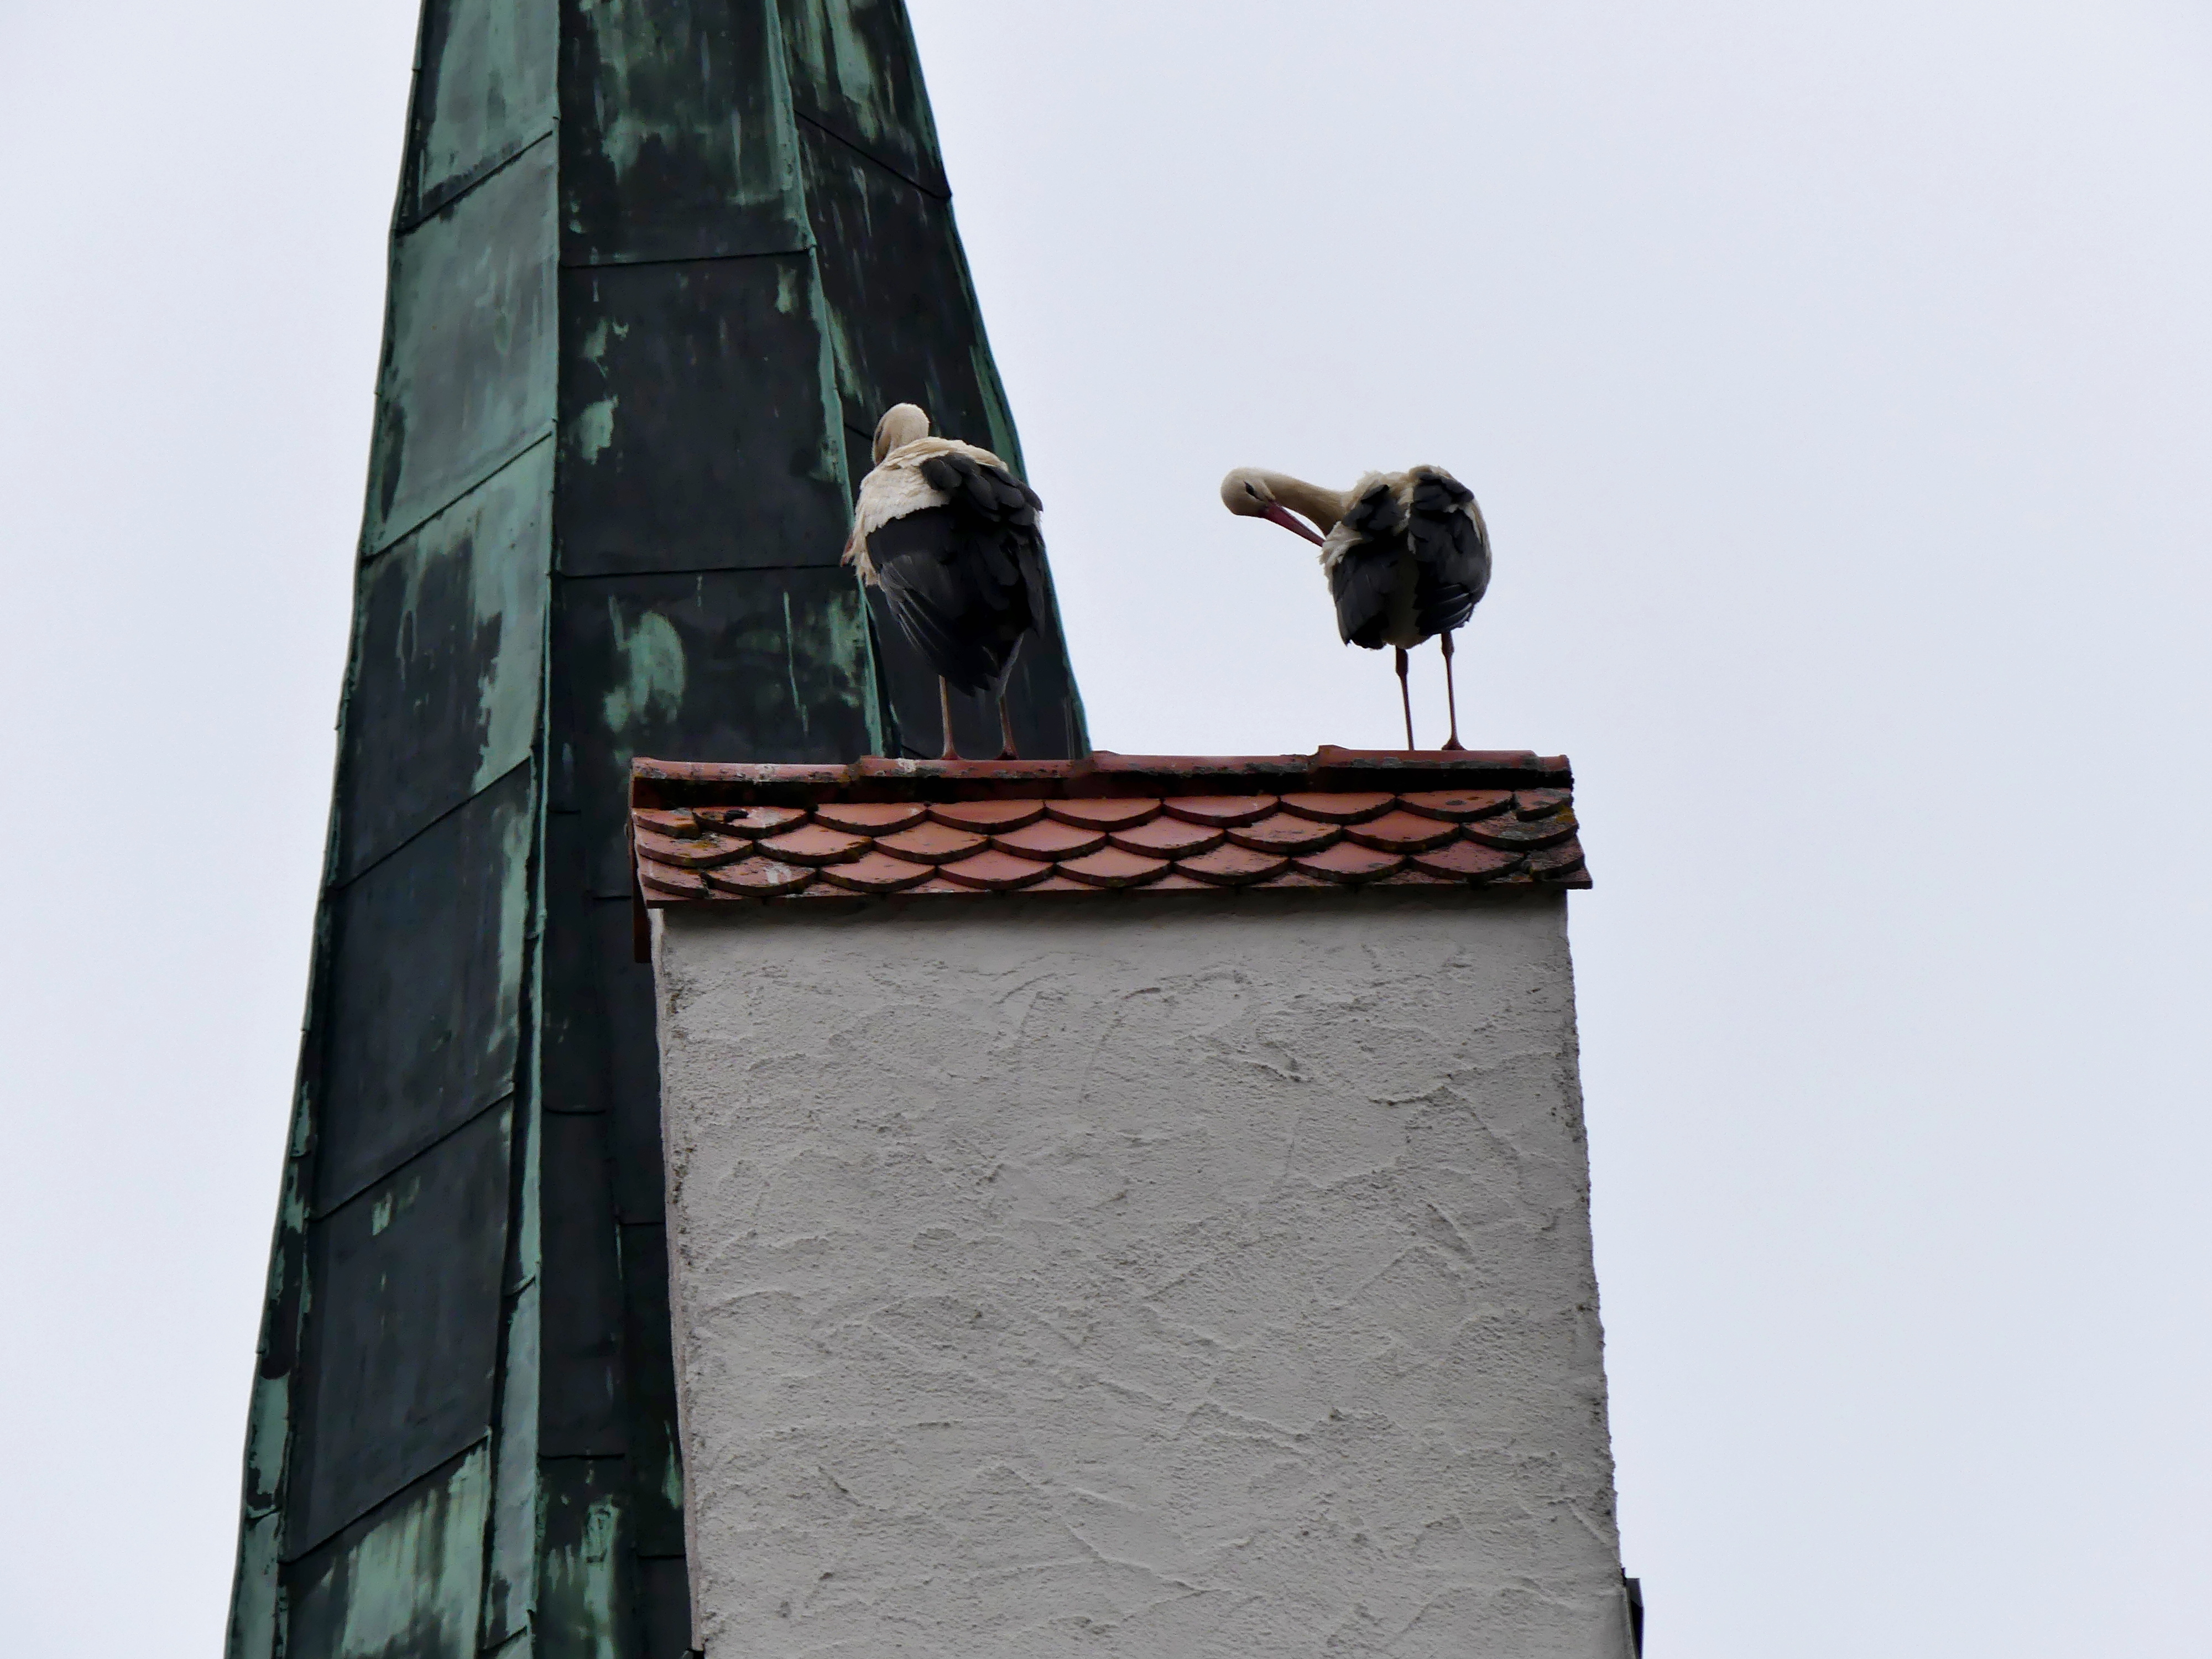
1221;465;1491;750
844;403;1048;760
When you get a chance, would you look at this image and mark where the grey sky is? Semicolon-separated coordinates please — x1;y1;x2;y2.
1;3;2206;1653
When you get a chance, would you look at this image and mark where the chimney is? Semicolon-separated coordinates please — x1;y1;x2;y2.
633;748;1636;1657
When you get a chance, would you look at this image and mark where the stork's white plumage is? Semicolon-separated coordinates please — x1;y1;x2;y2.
845;403;1048;760
1222;464;1491;749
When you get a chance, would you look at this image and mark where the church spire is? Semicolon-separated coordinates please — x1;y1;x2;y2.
228;6;1082;1654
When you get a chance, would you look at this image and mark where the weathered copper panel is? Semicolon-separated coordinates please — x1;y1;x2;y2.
557;257;852;577
314;765;534;1212
617;1222;686;1558
539;895;664;1212
366;138;558;554
284;1446;494;1659
781;0;950;194
538;1458;639;1659
561;0;807;264
287;1105;513;1555
336;442;551;880
399;0;559;223
557;570;878;895
540;1110;627;1457
538;812;609;1120
799;128;1003;451
634;1557;695;1659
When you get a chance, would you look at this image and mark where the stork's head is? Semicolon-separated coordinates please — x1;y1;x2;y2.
1220;468;1327;545
873;403;931;463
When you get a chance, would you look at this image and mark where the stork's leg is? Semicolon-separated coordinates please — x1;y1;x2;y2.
997;692;1019;761
938;676;959;761
1439;630;1465;752
1395;646;1415;750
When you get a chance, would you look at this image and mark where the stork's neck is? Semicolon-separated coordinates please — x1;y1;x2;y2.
1256;471;1348;534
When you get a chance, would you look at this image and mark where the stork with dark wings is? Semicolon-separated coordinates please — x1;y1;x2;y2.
1222;464;1491;749
845;403;1048;759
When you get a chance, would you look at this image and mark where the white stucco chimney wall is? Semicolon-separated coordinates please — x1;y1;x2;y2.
650;885;1631;1658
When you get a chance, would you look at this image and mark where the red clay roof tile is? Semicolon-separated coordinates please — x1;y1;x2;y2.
1161;795;1277;827
1523;844;1589;880
813;801;929;834
1176;844;1291;885
634;827;756;869
1045;797;1162;830
906;875;978;896
1342;809;1461;854
639;863;710;898
1058;847;1170;888
1463;810;1578;851
990;818;1107;859
1276;791;1395;823
1293;842;1405;881
756;823;872;865
930;800;1046;832
875;821;988;863
694;804;807;836
1108;817;1224;858
816;851;936;894
1227;812;1342;854
938;849;1053;890
1408;841;1525;881
1027;873;1098;893
627;749;1590;922
1146;871;1215;891
1515;789;1571;820
1397;789;1515;822
704;857;814;896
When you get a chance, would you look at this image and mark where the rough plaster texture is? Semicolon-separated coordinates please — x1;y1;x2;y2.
652;888;1629;1657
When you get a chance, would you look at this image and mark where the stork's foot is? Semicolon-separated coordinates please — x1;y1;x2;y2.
1439;631;1465;751
996;693;1020;761
938;676;961;761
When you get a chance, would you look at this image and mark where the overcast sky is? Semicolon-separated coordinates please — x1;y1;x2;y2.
2;3;2207;1654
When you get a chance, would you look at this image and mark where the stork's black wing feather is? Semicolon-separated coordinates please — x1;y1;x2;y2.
1406;468;1490;638
1328;481;1408;650
871;453;1046;693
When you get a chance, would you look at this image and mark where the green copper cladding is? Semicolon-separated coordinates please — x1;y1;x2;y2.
227;4;1087;1655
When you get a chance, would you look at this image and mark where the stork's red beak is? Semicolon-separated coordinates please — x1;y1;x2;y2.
1261;502;1326;545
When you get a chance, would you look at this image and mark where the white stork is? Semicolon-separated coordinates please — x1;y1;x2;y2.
844;403;1048;760
1221;465;1491;750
